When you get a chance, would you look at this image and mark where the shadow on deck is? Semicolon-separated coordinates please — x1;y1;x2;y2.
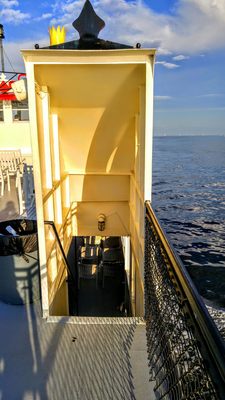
77;277;125;317
0;300;155;400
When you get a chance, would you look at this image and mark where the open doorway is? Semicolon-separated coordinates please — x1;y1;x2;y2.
67;236;131;317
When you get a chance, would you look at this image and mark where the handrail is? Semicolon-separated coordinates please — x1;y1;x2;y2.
145;201;225;399
44;220;75;285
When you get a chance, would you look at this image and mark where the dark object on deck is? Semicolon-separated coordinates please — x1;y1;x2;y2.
102;262;124;289
102;247;124;263
78;263;98;289
0;219;40;305
101;236;122;249
0;219;37;256
101;246;124;288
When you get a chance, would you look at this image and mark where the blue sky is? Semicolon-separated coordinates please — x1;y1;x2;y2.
1;0;225;135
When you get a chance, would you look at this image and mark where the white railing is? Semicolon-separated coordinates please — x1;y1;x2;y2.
0;150;34;216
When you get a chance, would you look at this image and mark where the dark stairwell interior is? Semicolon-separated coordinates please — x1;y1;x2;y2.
67;236;131;317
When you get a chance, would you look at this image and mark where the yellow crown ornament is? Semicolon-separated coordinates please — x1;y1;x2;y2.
49;26;66;46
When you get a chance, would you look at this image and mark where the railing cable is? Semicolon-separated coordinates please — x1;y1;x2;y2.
145;201;225;399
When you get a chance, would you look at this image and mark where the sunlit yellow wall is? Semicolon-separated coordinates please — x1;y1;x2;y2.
49;275;68;316
72;201;129;236
56;107;136;173
129;61;155;316
69;174;129;235
36;89;49;191
69;175;129;201
0;122;31;151
22;49;155;317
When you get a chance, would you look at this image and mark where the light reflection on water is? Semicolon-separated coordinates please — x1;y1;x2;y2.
152;136;225;307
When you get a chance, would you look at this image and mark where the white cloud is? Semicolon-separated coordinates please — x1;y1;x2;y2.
157;48;173;56
166;0;225;53
156;61;180;69
0;8;30;25
198;93;224;98
0;0;18;7
0;0;30;24
49;0;225;54
35;13;53;22
173;55;190;61
0;8;30;24
0;0;30;25
1;0;225;59
155;96;173;100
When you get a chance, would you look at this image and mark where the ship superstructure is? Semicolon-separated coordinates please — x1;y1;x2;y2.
0;1;224;399
0;23;31;164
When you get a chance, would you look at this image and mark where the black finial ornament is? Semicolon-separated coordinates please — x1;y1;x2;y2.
73;0;105;39
41;0;133;50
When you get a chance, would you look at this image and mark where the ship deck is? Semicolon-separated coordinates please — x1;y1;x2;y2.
1;175;225;398
0;178;156;399
0;300;155;399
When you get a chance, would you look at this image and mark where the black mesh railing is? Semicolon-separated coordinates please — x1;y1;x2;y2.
144;201;225;399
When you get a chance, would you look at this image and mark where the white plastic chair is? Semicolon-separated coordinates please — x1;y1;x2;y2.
0;150;25;213
0;166;10;196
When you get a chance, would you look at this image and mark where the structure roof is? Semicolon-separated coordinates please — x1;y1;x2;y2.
42;38;133;50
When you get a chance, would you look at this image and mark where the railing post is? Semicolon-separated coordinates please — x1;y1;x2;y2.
44;220;75;284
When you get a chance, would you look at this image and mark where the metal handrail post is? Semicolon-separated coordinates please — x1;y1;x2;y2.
44;220;75;284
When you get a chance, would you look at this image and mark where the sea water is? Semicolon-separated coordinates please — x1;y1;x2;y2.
152;135;225;307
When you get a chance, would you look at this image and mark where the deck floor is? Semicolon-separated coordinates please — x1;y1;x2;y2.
1;171;225;399
0;184;156;399
0;301;156;400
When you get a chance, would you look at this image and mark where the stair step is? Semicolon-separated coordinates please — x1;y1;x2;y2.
46;316;145;325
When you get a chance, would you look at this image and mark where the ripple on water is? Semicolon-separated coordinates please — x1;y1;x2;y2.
153;136;225;307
